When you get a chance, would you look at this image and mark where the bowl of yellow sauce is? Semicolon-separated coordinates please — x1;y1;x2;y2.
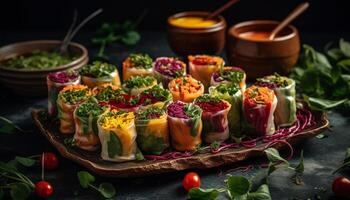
167;12;226;57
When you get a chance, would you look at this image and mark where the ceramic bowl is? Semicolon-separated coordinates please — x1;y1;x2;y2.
226;20;300;79
0;40;88;96
167;11;226;57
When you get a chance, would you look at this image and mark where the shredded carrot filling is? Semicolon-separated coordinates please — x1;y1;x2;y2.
188;55;223;66
100;111;135;129
169;76;203;95
244;86;274;104
60;84;89;93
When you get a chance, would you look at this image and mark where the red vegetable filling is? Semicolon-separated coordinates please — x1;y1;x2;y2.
100;94;139;109
139;94;164;105
195;101;228;113
167;101;188;119
48;71;79;83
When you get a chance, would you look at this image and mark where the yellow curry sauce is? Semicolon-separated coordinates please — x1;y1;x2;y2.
169;17;218;28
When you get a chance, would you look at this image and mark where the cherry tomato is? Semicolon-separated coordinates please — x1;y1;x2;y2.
182;172;201;191
332;176;350;198
35;181;54;198
41;152;59;170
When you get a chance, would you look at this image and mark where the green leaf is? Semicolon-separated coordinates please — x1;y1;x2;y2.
338;59;350;72
340;38;350;58
121;31;140;46
295;150;304;174
264;148;288;165
15;156;36;167
135;148;145;161
227;176;251;198
77;171;95;188
303;95;347;111
247;184;272;200
327;48;344;60
333;148;350;174
98;182;116;198
108;132;123;158
188;188;224;200
136;134;166;155
10;183;32;200
0;116;30;134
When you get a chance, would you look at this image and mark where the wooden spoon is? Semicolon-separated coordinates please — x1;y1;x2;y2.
206;0;240;20
269;2;309;40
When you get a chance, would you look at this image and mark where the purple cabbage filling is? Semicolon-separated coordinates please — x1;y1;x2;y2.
48;70;79;83
167;101;188;119
154;57;184;77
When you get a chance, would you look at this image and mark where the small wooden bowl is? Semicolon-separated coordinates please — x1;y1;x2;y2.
0;40;88;96
226;20;300;79
167;11;226;57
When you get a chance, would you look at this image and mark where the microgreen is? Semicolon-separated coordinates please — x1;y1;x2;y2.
80;61;116;78
123;76;156;89
215;83;240;96
129;53;153;69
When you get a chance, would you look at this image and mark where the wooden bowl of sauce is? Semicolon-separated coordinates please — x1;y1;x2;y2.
167;11;226;57
226;20;300;78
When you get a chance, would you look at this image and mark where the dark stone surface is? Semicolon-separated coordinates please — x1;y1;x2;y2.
0;31;349;199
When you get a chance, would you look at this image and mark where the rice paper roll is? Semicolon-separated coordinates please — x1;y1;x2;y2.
122;76;157;96
211;66;246;92
81;61;121;88
168;75;204;103
209;83;242;137
243;86;277;136
73;97;108;151
98;111;137;162
122;53;154;81
167;101;202;151
57;85;91;134
92;84;123;102
153;57;186;88
47;70;81;117
188;55;224;89
135;106;169;155
255;74;297;127
139;85;172;109
194;95;231;143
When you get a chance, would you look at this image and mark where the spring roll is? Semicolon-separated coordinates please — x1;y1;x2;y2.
139;85;172;109
57;85;91;134
47;70;80;117
243;86;277;136
81;61;121;88
122;76;157;96
211;66;246;92
188;55;224;89
153;57;186;88
97;111;137;162
208;83;242;137
167;101;202;151
255;74;297;127
73;97;107;151
168;75;204;103
135;106;169;155
92;84;123;102
122;53;154;81
194;94;231;143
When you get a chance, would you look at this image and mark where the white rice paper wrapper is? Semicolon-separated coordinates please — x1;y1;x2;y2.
273;80;297;127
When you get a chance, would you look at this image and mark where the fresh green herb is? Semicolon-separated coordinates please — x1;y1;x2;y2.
184;104;202;118
219;68;244;83
333;147;350;174
195;94;221;103
15;156;36;167
188;188;225;200
257;73;292;88
129;53;153;69
215;83;240;96
108;131;123;158
136;107;165;120
290;40;350;111
4;51;75;70
140;85;172;104
210;141;221;151
136;134;166;155
60;88;90;105
0;161;35;200
123;76;156;89
91;11;146;60
75;98;105;118
80;61;116;78
0;116;31;134
95;87;125;102
77;171;116;199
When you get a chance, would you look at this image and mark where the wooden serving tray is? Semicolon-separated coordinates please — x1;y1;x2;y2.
32;109;329;178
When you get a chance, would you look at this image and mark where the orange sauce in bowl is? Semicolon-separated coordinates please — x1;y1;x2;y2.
169;17;218;28
239;31;272;41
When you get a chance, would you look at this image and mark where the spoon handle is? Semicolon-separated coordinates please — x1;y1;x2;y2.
206;0;240;20
269;2;309;40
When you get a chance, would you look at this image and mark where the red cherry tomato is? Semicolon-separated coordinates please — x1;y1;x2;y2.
35;181;54;198
182;172;201;191
41;152;59;170
332;176;350;198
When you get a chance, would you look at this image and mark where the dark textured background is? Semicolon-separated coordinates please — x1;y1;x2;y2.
1;0;349;33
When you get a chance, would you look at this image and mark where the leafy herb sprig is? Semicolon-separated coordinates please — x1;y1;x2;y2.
184;104;202;118
123;76;156;89
215;83;240;96
136;107;165;120
60;88;90;105
75;98;105;117
77;171;116;199
128;53;153;69
290;39;350;111
80;61;116;78
195;94;221;103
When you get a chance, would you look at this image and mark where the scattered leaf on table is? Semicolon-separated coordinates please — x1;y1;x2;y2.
0;116;31;134
188;188;224;200
15;156;36;167
77;171;95;188
98;182;116;198
227;176;251;198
